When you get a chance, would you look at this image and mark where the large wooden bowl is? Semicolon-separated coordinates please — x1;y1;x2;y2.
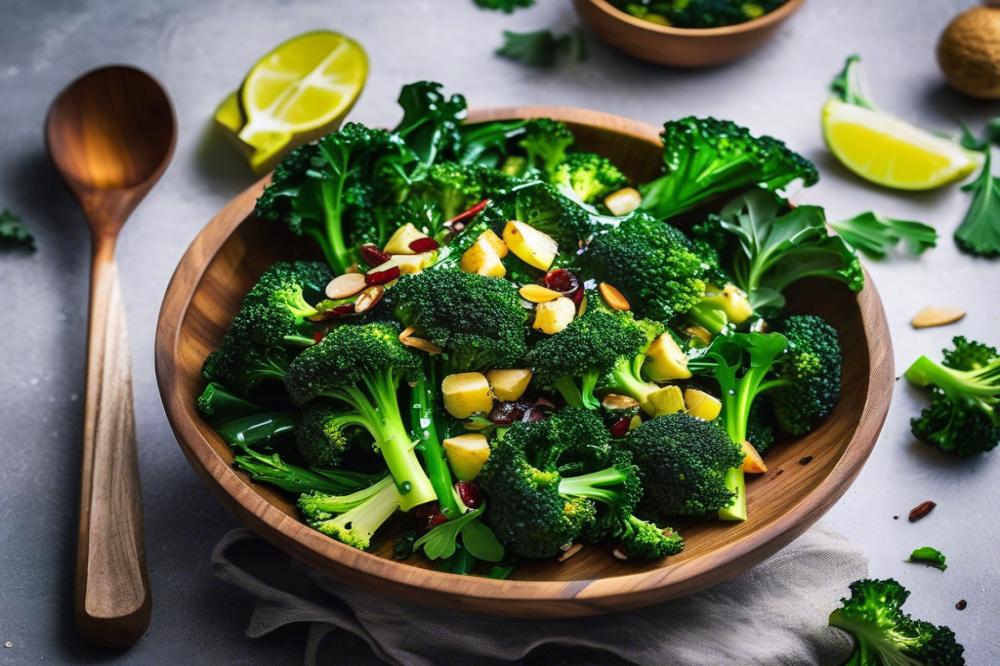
573;0;805;67
155;107;892;617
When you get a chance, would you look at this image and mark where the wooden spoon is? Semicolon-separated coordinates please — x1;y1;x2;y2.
45;65;175;648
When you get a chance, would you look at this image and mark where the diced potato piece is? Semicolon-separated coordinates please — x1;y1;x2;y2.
384;223;429;255
460;238;506;278
441;372;493;419
603;187;641;216
478;229;509;258
628;414;643;431
532;296;576;334
647;385;685;416
370;252;434;276
740;439;768;474
443;433;491;481
702;283;753;325
684;388;722;421
503;220;558;271
644;333;692;382
486;369;532;401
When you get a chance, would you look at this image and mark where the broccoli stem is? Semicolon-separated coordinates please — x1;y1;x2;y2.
231;443;375;495
905;355;1000;407
411;363;463;519
319;178;352;274
552;373;601;410
687;301;728;335
308;478;404;549
299;475;395;516
283;334;317;347
358;373;437;511
607;355;659;414
215;412;297;449
558;466;626;505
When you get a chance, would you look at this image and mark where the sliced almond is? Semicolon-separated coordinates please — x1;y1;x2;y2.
325;272;367;299
518;284;561;303
611;546;629;561
601;393;639;411
401;336;443;354
599;282;630;311
398;325;417;342
353;285;384;314
557;543;583;562
911;306;966;329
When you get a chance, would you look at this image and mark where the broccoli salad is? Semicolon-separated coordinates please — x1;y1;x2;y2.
197;81;858;575
609;0;790;29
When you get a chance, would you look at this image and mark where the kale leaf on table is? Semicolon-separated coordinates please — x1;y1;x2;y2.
496;29;586;68
473;0;533;12
0;208;35;250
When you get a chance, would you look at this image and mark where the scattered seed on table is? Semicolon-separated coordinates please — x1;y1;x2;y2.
893;515;899;520
955;599;967;611
798;456;813;465
908;500;937;522
3;641;11;649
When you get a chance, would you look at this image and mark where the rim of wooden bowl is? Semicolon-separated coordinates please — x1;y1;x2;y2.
583;0;805;37
155;105;892;616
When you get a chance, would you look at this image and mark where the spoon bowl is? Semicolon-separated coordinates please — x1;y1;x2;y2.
46;65;175;648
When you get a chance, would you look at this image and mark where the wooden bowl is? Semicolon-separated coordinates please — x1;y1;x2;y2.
573;0;805;67
155;107;892;617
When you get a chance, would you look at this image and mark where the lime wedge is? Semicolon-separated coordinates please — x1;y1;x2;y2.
822;99;977;190
236;31;367;172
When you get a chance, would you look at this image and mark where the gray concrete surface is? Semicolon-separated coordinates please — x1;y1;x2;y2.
1;0;998;663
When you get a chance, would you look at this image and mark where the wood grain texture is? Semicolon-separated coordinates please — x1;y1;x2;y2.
154;107;893;617
46;65;175;646
573;0;805;67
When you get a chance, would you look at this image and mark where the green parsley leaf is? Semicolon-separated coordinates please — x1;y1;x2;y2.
497;28;586;68
473;0;534;12
0;209;35;250
955;149;1000;257
830;211;937;259
908;546;948;571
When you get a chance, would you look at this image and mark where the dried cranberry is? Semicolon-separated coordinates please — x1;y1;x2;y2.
360;244;391;267
569;287;584;305
489;401;527;425
455;481;482;509
609;417;630;438
413;502;439;520
446;198;490;226
365;266;401;286
309;304;356;321
426;513;448;530
311;330;326;343
409;237;440;253
543;268;580;295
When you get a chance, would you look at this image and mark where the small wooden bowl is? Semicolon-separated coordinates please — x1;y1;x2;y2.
155;106;892;617
573;0;805;67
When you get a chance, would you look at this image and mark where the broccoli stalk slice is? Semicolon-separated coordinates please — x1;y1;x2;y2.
411;362;463;519
687;300;729;335
558;465;627;503
303;477;405;551
604;354;660;412
551;371;601;410
299;475;396;517
905;355;1000;413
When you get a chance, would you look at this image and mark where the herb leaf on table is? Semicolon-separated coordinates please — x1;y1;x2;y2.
497;29;586;68
0;209;35;250
955;148;1000;258
473;0;534;12
830;211;937;258
908;546;948;571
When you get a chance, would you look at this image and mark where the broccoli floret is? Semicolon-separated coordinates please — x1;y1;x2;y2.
196;382;297;449
829;578;965;666
299;476;404;550
479;181;596;251
696;190;863;312
255;123;410;273
584;212;708;322
202;261;331;395
688;331;790;521
626;414;745;520
747;400;776;454
769;315;843;436
295;401;373;469
598;318;670;416
481;410;680;559
528;293;650;410
517;118;574;177
638;116;817;222
479;419;597;558
550;152;628;205
390;270;529;372
408;162;489;223
906;336;1000;457
284;322;436;510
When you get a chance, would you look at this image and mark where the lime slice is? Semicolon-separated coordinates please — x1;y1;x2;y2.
822;99;977;190
236;31;367;172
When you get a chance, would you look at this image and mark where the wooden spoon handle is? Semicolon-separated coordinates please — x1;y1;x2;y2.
75;241;151;647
